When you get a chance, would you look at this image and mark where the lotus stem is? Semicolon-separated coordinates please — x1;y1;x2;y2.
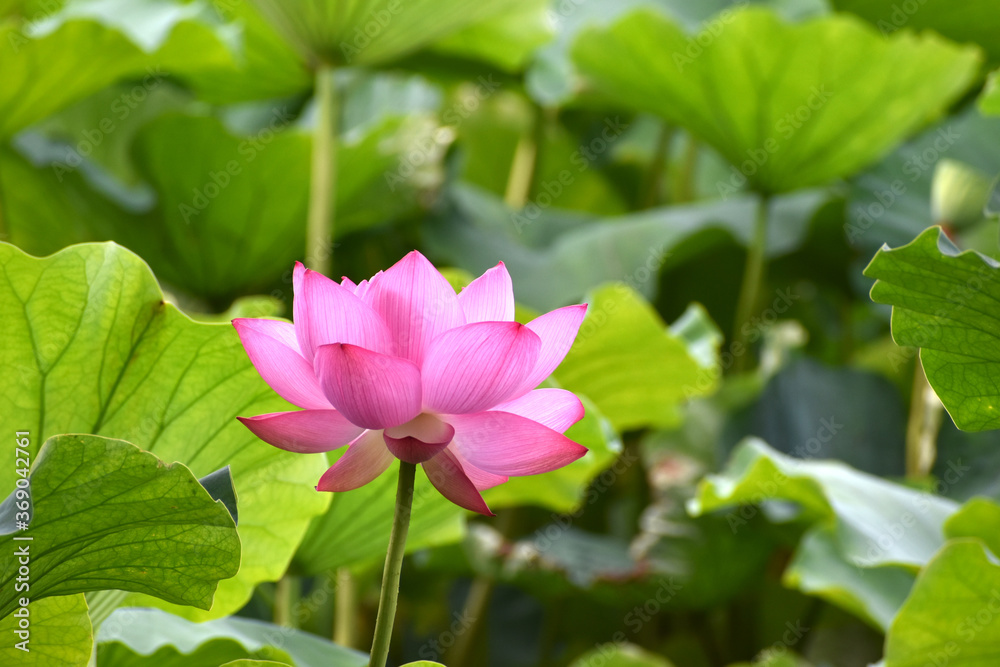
906;362;943;478
306;63;337;275
334;567;359;647
368;461;416;667
732;193;771;373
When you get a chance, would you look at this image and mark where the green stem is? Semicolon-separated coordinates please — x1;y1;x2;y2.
368;461;416;667
274;575;300;628
446;576;495;667
306;63;337;275
672;134;699;203
333;567;358;648
641;123;673;208
732;194;771;373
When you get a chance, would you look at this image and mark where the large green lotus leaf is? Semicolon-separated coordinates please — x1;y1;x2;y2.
834;0;1000;61
571;8;980;193
128;113;310;302
569;643;675;667
93;109;431;302
553;286;720;431
292;463;465;575
0;0;235;138
97;607;367;667
182;1;311;104
0;435;239;617
526;0;827;107
222;661;292;667
0;594;92;666
0;242;329;620
845;108;1000;257
429;0;551;72
249;0;540;66
865;226;1000;431
884;539;1000;667
426;183;828;312
691;438;957;569
691;438;957;626
0;142;146;258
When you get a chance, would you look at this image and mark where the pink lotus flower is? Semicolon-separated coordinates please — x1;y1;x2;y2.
233;251;588;515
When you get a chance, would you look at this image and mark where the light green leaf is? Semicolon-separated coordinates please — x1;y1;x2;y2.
0;434;239;617
553;284;720;431
292;463;465;575
0;0;236;138
833;0;1000;61
430;0;552;71
884;539;1000;667
220;661;293;667
572;8;980;193
400;663;447;667
0;594;92;667
691;438;957;569
569;642;675;667
690;438;958;627
97;607;367;667
183;1;311;104
944;497;1000;556
865;226;1000;431
426;183;829;312
249;0;540;66
783;526;914;629
0;242;329;619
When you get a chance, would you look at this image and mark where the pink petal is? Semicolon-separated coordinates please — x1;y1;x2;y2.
366;251;464;365
233;318;330;410
458;262;514;323
493;388;584;433
422;448;494;516
517;304;588;393
314;343;422;429
238;410;363;453
451;447;508;491
449;411;587;476
341;276;358;290
383;413;455;464
293;266;395;362
317;430;394;492
422;321;541;415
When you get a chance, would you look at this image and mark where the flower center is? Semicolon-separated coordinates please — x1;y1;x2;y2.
383;413;455;464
